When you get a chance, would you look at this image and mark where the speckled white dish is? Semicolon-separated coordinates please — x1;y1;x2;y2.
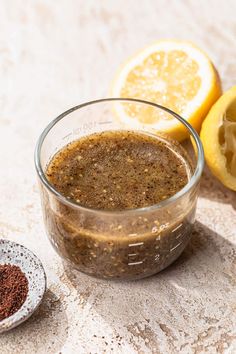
0;239;46;333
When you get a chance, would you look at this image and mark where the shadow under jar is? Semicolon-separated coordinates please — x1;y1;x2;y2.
35;98;204;280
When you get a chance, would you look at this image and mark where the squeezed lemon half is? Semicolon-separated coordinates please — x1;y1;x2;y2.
111;40;221;141
200;86;236;191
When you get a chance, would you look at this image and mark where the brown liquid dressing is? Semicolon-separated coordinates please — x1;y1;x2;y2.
46;131;191;209
44;131;195;279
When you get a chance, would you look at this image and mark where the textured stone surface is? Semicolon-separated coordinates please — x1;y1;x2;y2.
0;0;236;353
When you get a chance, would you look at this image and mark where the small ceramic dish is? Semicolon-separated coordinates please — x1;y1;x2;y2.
0;239;46;333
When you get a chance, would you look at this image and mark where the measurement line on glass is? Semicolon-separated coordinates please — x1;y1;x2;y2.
129;242;144;247
128;233;138;237
128;260;144;266
62;133;72;140
171;223;183;233
99;121;113;125
170;242;182;252
128;253;137;257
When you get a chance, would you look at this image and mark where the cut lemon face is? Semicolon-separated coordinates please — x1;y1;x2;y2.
111;40;221;141
200;86;236;191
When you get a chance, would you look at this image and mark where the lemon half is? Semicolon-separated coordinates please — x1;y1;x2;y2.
111;40;221;141
200;86;236;191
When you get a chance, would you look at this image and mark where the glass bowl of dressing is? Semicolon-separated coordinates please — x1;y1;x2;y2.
35;98;204;280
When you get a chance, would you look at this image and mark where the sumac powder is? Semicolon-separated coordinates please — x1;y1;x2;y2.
0;264;28;321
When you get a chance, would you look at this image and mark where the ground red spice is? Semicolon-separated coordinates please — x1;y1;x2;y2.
0;264;28;321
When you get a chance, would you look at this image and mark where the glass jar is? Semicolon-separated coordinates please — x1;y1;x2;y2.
35;98;204;280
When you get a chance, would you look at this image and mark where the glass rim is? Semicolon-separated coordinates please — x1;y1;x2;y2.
34;98;204;215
